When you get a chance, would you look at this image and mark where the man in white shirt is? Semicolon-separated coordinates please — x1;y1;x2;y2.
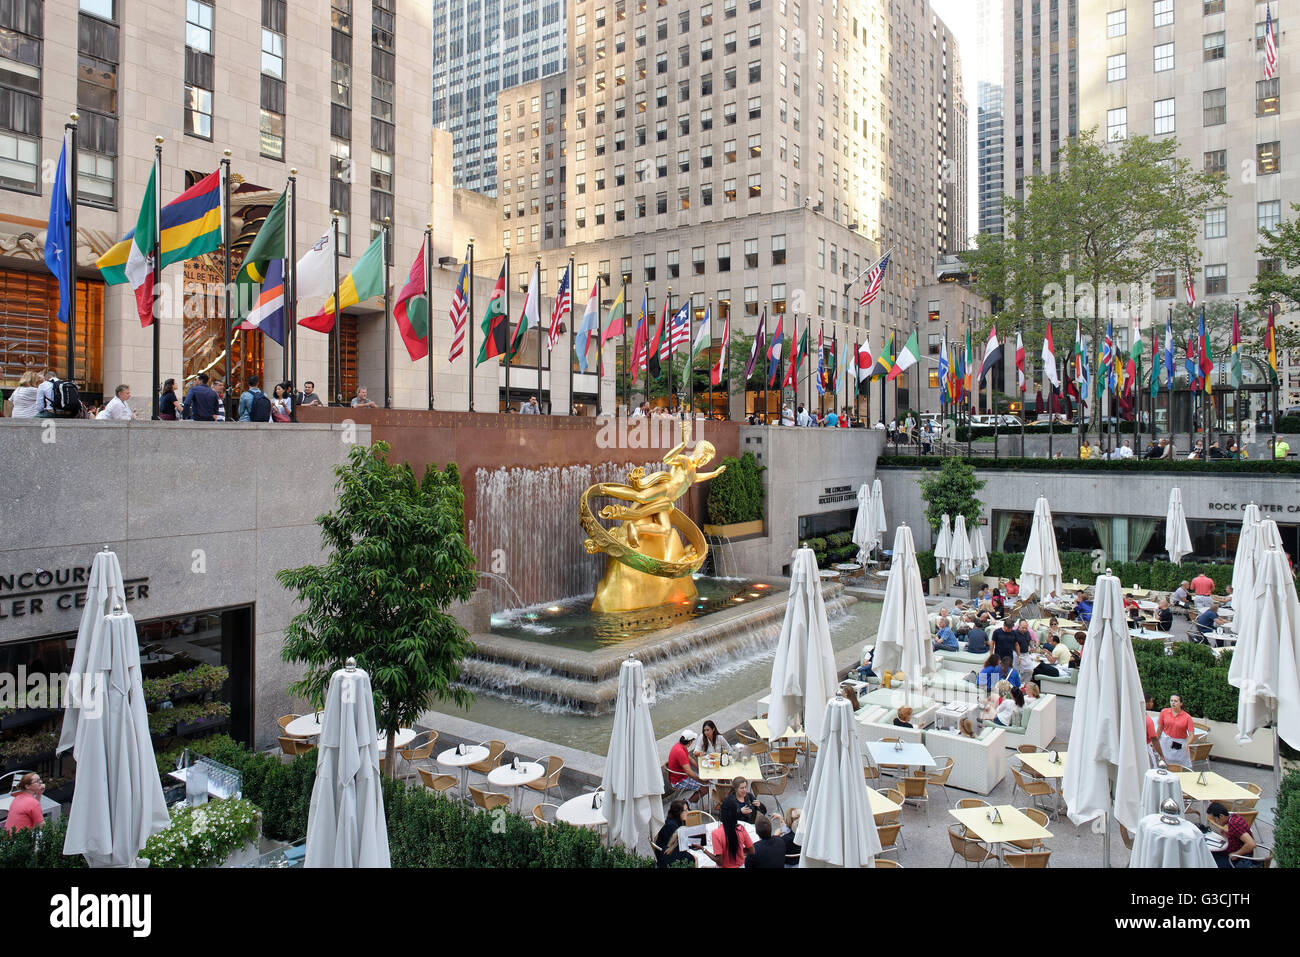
36;372;56;415
96;384;135;420
1115;440;1135;460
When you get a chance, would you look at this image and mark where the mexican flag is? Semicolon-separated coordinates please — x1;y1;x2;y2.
476;264;509;365
300;232;385;333
886;329;920;381
393;241;429;361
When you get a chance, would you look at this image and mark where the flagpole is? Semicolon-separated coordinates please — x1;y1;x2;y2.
763;302;770;424
809;316;814;422
818;320;825;419
567;255;575;414
621;279;628;415
467;240;476;412
708;297;714;420
330;211;341;404
596;274;603;417
1270;303;1277;454
1233;301;1240;455
666;286;674;412
151;136;162;420
1017;323;1025;457
504;251;511;411
425;224;434;410
285;170;297;388
218;149;233;401
66;116;79;387
535;257;542;411
687;299;695;417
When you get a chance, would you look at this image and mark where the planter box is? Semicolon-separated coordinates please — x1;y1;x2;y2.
703;520;765;539
176;715;230;737
1203;718;1277;768
220;839;263;869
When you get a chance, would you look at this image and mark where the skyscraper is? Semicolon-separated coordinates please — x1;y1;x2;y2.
1003;0;1078;200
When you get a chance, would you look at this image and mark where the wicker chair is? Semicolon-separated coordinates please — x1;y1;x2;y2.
875;823;903;860
524;755;566;802
899;774;929;813
467;740;507;779
753;765;790;814
1007;807;1050;852
278;735;315;757
532;803;561;828
277;714;301;735
469;786;510;812
1010;764;1058;817
397;730;439;778
1186;740;1213;771
1003;850;1051;868
417;768;459;797
925;757;955;807
957;798;989;810
947;824;997;867
873;859;904;868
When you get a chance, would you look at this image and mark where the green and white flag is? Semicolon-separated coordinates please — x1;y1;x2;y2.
691;304;711;360
886;329;920;381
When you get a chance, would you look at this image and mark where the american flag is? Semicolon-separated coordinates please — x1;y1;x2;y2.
1265;5;1278;80
666;302;692;355
547;264;572;351
448;259;470;363
1184;260;1197;310
858;252;891;307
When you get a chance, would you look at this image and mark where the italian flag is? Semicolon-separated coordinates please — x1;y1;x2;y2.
1124;318;1142;397
300;232;385;333
886;329;920;381
122;165;159;327
393;242;429;361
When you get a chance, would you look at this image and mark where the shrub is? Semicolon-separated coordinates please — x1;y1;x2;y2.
706;451;766;525
1276;416;1300;434
0;816;86;869
878;455;1300;474
1276;770;1300;868
1131;638;1239;723
143;798;261;868
916;549;938;583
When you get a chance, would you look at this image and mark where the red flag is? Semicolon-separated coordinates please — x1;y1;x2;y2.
630;313;648;384
392;243;429;361
711;310;730;386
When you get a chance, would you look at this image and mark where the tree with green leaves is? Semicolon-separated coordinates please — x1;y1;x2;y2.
278;442;478;775
918;458;986;534
1251;202;1300;350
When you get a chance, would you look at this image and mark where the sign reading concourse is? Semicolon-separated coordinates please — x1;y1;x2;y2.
0;565;150;621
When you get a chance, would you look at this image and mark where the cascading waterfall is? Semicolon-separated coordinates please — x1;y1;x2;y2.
459;592;856;714
469;461;659;609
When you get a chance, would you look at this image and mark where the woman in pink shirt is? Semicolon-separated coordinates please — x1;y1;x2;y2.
4;772;45;833
1157;694;1195;764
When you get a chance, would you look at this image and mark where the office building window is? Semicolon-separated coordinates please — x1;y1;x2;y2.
1153;0;1174;28
771;235;786;265
1202;0;1223;12
185;84;213;139
1256;18;1281;51
261;28;284;78
1106;107;1127;141
1257;141;1280;175
1259;200;1282;234
717;242;731;271
1154;271;1175;299
1107;9;1126;37
1257;78;1280;115
1204;149;1226;178
186;0;213;52
743;239;758;268
1153;98;1175;135
1203;32;1225;61
747;97;760;119
1153;42;1173;72
724;177;737;201
1203;88;1225;125
1204;264;1226;295
745;286;758;316
693;247;705;274
1107;53;1126;82
667;249;680;278
1204;206;1226;239
747;173;760;197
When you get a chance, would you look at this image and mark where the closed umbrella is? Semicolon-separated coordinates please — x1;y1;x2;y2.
1019;496;1062;601
768;548;838;748
799;695;880;868
57;549;126;757
305;662;390;867
1229;504;1263;633
870;479;887;548
601;658;664;850
951;514;975;579
873;525;935;682
1062;574;1147;865
970;523;990;576
852;483;876;561
1227;545;1300;787
60;599;170;867
933;513;953;588
1164;488;1193;565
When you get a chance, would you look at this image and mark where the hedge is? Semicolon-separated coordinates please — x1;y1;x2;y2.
878;455;1300;474
6;735;652;868
706;451;766;525
982;551;1242;595
1276;770;1300;868
1131;640;1239;723
1277;416;1300;434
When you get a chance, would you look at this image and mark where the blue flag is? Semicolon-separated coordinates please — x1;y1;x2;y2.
1163;313;1175;386
45;133;72;323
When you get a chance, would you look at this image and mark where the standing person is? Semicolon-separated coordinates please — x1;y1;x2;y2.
797;404;812;426
212;379;228;422
824;407;839;428
350;386;378;408
298;380;324;407
158;378;179;420
270;383;291;422
3;772;45;833
181;373;219;421
1156;693;1195;763
238;375;269;422
282;380;300;420
8;370;41;418
96;384;135;420
1142;693;1166;768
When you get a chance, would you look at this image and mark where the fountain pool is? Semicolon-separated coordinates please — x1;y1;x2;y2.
428;595;881;754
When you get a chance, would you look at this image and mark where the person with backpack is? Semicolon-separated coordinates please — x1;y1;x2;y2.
238;375;271;422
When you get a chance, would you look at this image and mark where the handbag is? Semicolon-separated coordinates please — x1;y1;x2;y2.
271;409;291;423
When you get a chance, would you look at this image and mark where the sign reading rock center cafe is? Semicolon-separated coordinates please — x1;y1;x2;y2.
1205;501;1300;513
0;565;150;620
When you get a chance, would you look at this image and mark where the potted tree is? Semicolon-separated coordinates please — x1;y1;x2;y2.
703;452;766;538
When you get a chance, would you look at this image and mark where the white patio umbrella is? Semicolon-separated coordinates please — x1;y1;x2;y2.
1164;488;1193;566
970;522;990;576
852;483;877;561
951;514;975;579
59;595;171;867
1229;504;1263;632
870;479;887;548
305;662;390;867
57;549;126;757
768;548;838;748
1227;545;1300;786
1062;574;1147;865
799;695;881;868
1019;496;1062;601
933;513;954;588
601;658;664;850
873;525;935;682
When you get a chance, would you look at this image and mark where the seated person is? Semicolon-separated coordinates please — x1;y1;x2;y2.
1221;586;1234;610
932;622;959;652
964;622;990;655
998;654;1023;690
1071;633;1086;669
841;684;861;712
654;800;697;867
1193;603;1226;643
1206;802;1261;868
781;809;802;865
959;717;978;738
745;815;787;868
1170;581;1191;608
857;645;876;682
893;705;914;729
990;589;1006;616
976;653;1003;694
723;776;768;822
980;681;1011;722
1033;634;1070;679
667;729;708;801
1074;597;1094;624
993;686;1026;727
1004;578;1020;597
976;585;991;604
1156;599;1174;632
1023;681;1041;700
1144;440;1163;460
694;719;731;755
702;802;753;868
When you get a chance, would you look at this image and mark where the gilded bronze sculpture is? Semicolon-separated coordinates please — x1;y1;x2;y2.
580;420;725;612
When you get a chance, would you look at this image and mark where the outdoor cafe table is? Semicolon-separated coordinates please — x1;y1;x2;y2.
1061;582;1089;592
487;762;545;811
1123;586;1151;598
437;745;490;799
556;792;608;829
749;717;804;741
697;755;764;782
1019;750;1068;780
868;787;902;818
1175;772;1256;806
866;741;936;770
1140;768;1185;817
284;713;415;751
1130;812;1216;868
950;804;1053;853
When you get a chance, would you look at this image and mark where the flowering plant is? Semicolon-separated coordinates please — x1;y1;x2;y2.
142;798;261;868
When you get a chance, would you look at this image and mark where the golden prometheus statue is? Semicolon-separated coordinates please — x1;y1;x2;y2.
580;419;725;612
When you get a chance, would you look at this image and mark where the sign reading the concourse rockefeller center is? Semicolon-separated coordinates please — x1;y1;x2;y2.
818;485;857;506
0;565;150;621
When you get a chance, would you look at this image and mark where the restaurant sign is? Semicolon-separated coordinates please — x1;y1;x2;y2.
818;485;857;506
1205;502;1300;513
0;565;150;621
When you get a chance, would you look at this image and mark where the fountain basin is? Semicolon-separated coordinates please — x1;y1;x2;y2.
459;578;854;714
